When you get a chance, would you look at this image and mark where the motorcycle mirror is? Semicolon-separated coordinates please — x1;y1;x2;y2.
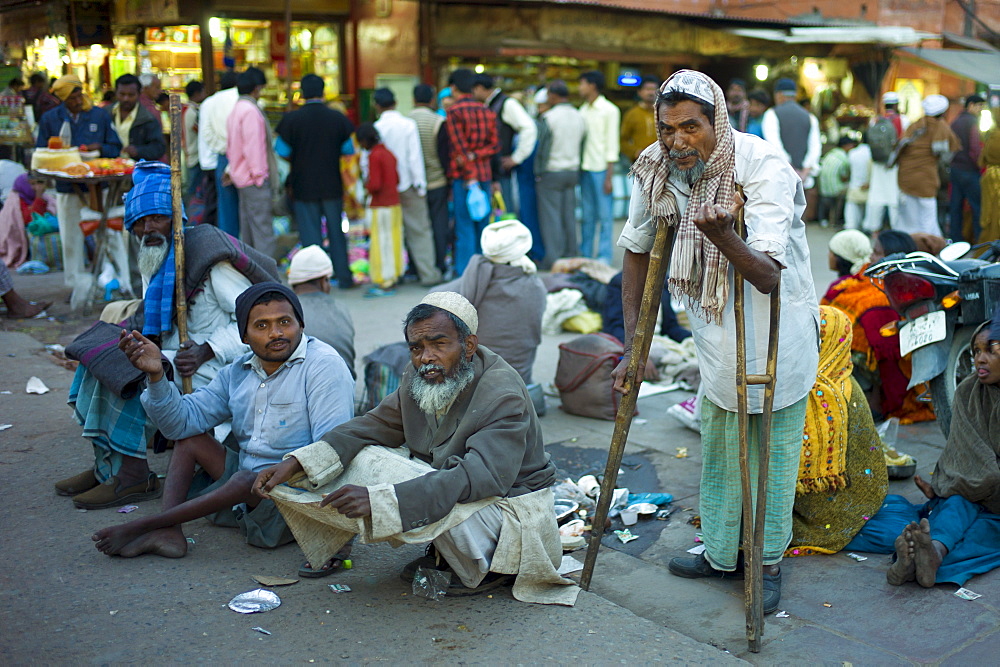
939;242;971;262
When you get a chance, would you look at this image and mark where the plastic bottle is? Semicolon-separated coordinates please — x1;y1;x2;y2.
58;120;72;150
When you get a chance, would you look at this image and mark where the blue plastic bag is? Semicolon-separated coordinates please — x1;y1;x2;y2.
466;182;490;222
626;492;673;506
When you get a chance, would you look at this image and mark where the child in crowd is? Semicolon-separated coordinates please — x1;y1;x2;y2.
357;123;402;297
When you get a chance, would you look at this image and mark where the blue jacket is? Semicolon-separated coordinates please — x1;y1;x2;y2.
36;104;122;193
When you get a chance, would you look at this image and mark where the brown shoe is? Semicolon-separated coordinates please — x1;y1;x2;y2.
72;473;162;510
55;469;99;497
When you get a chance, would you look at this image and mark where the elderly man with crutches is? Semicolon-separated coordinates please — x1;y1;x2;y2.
611;71;819;633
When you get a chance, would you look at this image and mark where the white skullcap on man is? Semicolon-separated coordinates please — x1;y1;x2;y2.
420;291;479;335
882;91;899;105
922;94;949;117
287;245;333;286
480;219;536;274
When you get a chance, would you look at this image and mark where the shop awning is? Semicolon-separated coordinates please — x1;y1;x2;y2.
728;26;935;45
898;47;1000;86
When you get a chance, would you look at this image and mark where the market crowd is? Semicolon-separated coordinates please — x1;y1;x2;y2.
0;65;998;614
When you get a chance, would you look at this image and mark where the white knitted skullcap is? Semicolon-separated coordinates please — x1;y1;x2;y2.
420;291;479;335
287;245;333;285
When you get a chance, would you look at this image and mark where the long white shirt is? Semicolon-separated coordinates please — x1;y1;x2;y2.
543;103;586;172
374;109;427;195
617;132;819;413
761;107;822;185
198;87;239;170
847;143;872;190
579;94;621;172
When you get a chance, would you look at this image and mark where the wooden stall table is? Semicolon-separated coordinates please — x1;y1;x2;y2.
34;170;132;312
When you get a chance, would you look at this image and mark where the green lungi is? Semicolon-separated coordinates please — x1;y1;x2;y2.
699;395;808;570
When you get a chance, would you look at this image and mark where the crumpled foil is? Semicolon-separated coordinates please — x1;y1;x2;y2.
228;588;281;614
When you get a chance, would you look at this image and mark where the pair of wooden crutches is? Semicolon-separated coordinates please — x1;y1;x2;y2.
579;207;780;654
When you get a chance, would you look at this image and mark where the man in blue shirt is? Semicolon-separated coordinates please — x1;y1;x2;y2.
36;75;123;304
91;282;355;561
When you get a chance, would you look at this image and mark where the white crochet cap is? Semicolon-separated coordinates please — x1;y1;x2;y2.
922;94;949;117
420;291;479;335
882;91;899;104
287;245;333;285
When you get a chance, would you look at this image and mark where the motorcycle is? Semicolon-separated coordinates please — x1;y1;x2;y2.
864;240;1000;436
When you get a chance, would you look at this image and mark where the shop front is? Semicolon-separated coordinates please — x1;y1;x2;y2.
423;2;846;111
106;19;343;111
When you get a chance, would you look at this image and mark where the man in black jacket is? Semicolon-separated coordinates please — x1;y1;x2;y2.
111;74;166;162
276;74;356;288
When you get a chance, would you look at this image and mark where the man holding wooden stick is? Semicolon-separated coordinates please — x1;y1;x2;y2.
612;70;818;614
59;161;279;509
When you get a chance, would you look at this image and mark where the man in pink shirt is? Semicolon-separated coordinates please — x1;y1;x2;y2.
225;68;276;258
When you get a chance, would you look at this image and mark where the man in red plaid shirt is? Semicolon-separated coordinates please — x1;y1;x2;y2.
445;68;499;275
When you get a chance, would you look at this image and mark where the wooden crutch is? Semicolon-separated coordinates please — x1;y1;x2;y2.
733;206;781;653
168;93;192;394
580;221;677;591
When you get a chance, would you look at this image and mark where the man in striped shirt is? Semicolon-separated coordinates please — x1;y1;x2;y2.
445;68;499;275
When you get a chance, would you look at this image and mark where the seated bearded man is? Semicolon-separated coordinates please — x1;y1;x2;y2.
58;161;278;510
92;283;355;558
254;293;578;604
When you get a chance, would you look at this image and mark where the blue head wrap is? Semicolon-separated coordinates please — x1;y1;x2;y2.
123;160;185;232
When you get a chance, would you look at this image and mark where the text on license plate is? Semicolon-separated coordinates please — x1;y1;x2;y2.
899;310;947;357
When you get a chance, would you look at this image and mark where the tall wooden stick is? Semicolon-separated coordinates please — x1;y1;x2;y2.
734;206;781;653
580;222;676;591
168;93;192;394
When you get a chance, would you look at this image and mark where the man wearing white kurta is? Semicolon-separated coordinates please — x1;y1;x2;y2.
614;70;818;615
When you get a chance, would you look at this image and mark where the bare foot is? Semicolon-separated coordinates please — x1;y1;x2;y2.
911;518;941;588
914;475;936;500
118;527;187;558
887;527;915;585
92;522;148;555
5;300;50;319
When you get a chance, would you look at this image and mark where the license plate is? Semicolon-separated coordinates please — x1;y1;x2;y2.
899;310;947;356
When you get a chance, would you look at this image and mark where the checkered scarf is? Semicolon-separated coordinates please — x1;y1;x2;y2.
629;70;737;326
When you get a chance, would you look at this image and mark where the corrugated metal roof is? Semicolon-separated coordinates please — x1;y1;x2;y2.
898;47;1000;86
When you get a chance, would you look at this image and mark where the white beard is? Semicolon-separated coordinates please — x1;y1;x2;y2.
408;358;475;415
667;150;707;186
137;235;170;279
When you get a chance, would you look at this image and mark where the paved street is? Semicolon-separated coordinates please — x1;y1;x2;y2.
2;223;997;664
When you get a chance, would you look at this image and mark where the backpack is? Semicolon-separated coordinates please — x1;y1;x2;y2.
867;117;898;164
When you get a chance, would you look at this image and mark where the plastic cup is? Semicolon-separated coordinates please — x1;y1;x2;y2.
620;508;638;526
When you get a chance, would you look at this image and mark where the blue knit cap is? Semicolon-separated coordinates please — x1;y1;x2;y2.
123;160;186;231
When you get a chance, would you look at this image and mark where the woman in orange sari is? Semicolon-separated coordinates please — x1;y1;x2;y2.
822;230;935;423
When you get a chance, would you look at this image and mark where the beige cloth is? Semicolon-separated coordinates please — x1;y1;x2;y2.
270;444;579;605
